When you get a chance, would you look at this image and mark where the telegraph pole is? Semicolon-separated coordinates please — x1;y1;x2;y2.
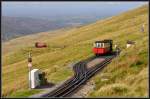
28;52;32;89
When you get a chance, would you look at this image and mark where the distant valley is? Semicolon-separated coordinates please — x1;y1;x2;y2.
2;16;100;41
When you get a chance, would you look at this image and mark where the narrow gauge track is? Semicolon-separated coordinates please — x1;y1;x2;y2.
42;61;87;97
42;53;116;97
61;56;115;97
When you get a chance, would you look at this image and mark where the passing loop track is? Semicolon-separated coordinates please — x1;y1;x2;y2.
42;52;117;97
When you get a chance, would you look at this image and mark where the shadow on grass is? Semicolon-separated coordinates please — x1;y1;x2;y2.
35;82;55;89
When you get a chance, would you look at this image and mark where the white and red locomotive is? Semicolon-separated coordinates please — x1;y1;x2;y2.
93;39;113;56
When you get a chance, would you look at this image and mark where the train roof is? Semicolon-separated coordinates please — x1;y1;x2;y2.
95;39;112;43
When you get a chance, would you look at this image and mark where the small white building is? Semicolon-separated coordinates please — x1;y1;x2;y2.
29;69;41;88
126;40;135;48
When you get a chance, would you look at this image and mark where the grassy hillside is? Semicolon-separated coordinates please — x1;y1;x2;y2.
2;4;148;97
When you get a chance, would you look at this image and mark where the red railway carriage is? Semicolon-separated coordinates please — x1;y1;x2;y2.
35;42;47;48
93;39;113;56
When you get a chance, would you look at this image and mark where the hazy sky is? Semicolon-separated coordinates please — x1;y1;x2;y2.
2;2;148;19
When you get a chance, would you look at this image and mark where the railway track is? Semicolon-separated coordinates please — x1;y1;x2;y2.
42;52;117;97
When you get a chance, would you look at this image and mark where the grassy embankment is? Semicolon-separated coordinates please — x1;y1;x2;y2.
2;4;148;97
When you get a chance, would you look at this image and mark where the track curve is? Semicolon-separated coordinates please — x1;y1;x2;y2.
42;53;117;97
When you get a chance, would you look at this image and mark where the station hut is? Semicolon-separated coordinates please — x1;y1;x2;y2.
35;42;47;48
126;40;136;48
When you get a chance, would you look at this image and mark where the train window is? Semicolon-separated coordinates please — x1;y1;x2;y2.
99;43;101;48
98;43;100;47
99;43;101;47
95;43;100;48
96;43;98;47
104;43;109;48
104;43;107;48
95;42;106;48
102;43;104;48
95;43;98;47
103;43;106;48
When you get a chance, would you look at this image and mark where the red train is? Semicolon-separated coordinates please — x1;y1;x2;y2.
35;42;47;48
93;39;113;56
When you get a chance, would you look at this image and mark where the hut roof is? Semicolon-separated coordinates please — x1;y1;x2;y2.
127;40;135;44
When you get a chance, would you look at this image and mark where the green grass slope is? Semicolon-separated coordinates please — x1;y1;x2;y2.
2;4;148;97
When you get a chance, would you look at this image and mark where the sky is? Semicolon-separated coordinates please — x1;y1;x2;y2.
2;1;148;19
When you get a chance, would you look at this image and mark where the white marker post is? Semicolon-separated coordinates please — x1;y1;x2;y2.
28;52;32;89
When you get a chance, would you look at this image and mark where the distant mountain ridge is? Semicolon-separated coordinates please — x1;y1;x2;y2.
2;16;98;42
2;14;116;42
1;16;78;41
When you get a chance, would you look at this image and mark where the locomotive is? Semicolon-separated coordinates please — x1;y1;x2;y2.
93;39;113;56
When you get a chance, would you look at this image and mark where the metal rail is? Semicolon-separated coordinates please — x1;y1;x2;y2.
42;53;116;97
62;56;115;97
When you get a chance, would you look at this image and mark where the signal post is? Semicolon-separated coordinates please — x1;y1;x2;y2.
28;52;32;89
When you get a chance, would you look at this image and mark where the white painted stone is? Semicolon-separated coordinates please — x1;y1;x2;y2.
114;44;117;49
126;44;131;48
